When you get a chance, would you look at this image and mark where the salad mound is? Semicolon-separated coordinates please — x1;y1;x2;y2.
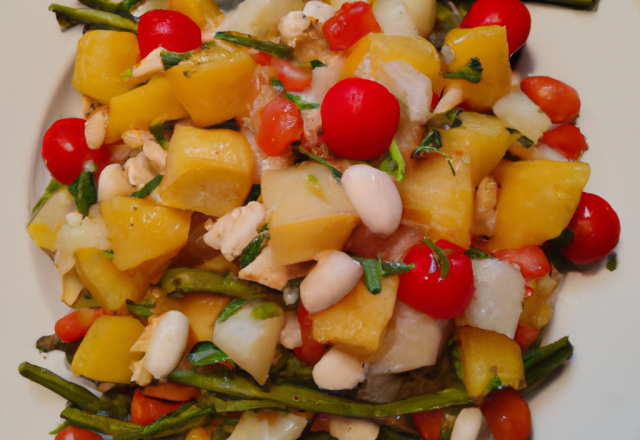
25;0;619;439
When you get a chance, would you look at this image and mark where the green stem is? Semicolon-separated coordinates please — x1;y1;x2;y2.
119;0;145;12
215;32;294;60
114;404;213;440
49;4;138;33
198;393;284;412
523;336;574;388
61;407;140;437
29;178;64;223
78;0;137;20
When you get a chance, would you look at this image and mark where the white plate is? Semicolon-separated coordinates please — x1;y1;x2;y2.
2;1;640;438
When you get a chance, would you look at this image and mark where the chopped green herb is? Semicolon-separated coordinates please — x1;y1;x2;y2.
378;140;406;182
298;146;343;180
161;49;193;69
68;170;97;217
150;122;170;149
310;59;327;69
126;299;154;319
251;302;282;320
258;223;269;233
607;255;617;271
188;341;234;366
428;108;463;130
215;31;294;60
502;151;521;162
217;298;250;323
243;184;261;205
447;337;464;382
307;174;318;183
488;374;503;392
424;238;450;279
271;78;285;93
285;92;320;110
120;68;133;80
412;128;455;176
463;248;494;260
517;135;534;148
441;57;483;83
102;250;115;260
351;255;413;294
238;232;270;268
30;177;64;223
130;175;163;198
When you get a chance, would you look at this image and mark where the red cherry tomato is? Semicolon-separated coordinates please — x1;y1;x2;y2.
460;0;531;56
481;388;531;440
294;303;326;366
41;118;110;185
137;10;202;58
250;51;272;66
322;1;382;51
130;389;182;426
256;98;304;156
561;192;621;265
494;245;550;278
398;240;475;320
321;78;400;160
271;58;313;91
142;382;201;402
540;124;588;160
513;324;540;351
521;76;581;123
412;409;446;440
55;426;102;440
54;308;111;343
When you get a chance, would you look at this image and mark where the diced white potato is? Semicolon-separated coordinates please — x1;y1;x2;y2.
304;54;345;104
376;60;432;125
66;211;83;227
303;1;335;25
374;0;419;37
451;407;483;440
228;410;308;440
403;0;437;38
204;202;266;262
280;310;302;349
313;346;367;390
463;259;525;339
216;0;305;39
212;301;284;385
54;216;111;275
492;87;552;142
329;416;380;440
369;300;449;374
529;143;569;162
355;373;403;403
98;164;136;203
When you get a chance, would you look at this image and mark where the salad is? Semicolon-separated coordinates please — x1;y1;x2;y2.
22;0;620;439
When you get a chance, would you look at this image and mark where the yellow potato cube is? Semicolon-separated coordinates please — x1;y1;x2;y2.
488;160;590;251
442;26;512;112
72;30;140;104
167;45;257;127
101;196;192;273
169;0;222;29
519;272;561;329
72;315;144;383
157;126;254;217
105;75;189;144
458;326;525;399
311;277;398;358
262;162;359;265
27;189;76;252
178;293;230;342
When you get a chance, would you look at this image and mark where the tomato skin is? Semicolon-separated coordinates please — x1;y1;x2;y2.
55;426;102;440
398;240;475;320
481;388;531;440
142;382;201;402
294;303;325;366
322;1;382;51
137;10;202;58
561;192;621;265
256;98;304;156
250;51;272;66
130;389;183;426
513;324;540;351
460;0;531;56
540;124;588;160
54;308;111;343
271;58;313;91
321;78;400;160
494;245;550;278
412;409;446;440
520;76;581;123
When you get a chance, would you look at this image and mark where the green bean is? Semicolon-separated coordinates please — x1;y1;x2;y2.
159;268;279;299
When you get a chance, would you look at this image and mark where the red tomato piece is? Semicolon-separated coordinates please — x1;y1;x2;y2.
431;91;440;110
271;58;313;91
460;0;531;56
494;245;550;278
540;124;588;160
41;118;110;185
513;324;540;351
481;388;531;440
256;98;304;156
137;10;202;58
55;426;102;440
54;310;90;343
322;1;382;51
142;382;201;402
250;51;272;66
294;303;325;366
412;409;446;440
520;76;581;123
398;240;475;320
130;389;182;426
561;192;621;265
321;77;400;160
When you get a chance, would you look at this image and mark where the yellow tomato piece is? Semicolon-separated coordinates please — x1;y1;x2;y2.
169;0;222;29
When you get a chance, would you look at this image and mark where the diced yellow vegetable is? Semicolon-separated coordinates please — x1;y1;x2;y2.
27;189;76;251
178;293;230;343
101;196;192;274
397;156;474;249
157;126;254;217
185;427;211;440
488;160;590;251
341;33;445;93
169;0;222;29
311;277;398;358
440;112;520;187
166;45;257;127
442;26;512;112
458;326;525;399
74;248;148;311
262;162;359;265
105;75;189;144
71;315;144;383
519;272;561;329
72;30;140;104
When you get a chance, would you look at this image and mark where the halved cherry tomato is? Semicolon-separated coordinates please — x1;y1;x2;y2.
250;51;272;66
322;1;381;51
398;240;475;320
41;118;110;185
271;58;313;91
521;76;581;123
561;192;621;265
540;124;588;160
481;388;531;440
142;382;201;402
460;0;531;56
137;10;202;58
55;425;102;440
514;324;540;351
54;308;111;343
494;245;550;278
294;303;325;366
130;389;182;426
256;98;304;156
430;91;440;110
412;409;446;440
321;77;400;160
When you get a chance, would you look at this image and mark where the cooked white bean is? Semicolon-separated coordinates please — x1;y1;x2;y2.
278;11;310;40
204;202;266;262
312;346;366;390
329;416;380;440
451;407;483;440
279;310;302;349
84;107;108;150
97;164;136;203
303;1;335;25
142;311;190;380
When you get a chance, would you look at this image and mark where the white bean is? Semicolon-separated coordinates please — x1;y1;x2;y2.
302;1;335;26
329;416;380;440
142;311;190;380
451;407;483;440
97;164;136;203
312;347;366;390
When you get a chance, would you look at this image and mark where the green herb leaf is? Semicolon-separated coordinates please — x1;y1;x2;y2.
310;60;327;69
68;170;97;217
542;229;575;272
30;178;64;223
150;122;170;149
120;68;133;80
488;374;503;392
428;108;463;130
217;298;250;323
447;338;464;382
502;151;521;162
49;422;70;435
103;250;115;260
215;31;294;60
160;49;193;69
285;92;320;110
379;257;415;277
307;174;318;183
238;233;270;269
130;175;163;198
423;238;450;279
126;299;154;319
412;128;455;176
463;248;493;260
251;302;282;320
607;255;617;271
350;255;413;295
517;135;534;148
188;341;233;366
441;57;483;83
271;78;285;93
243;184;261;205
378;140;406;182
298;146;343;180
